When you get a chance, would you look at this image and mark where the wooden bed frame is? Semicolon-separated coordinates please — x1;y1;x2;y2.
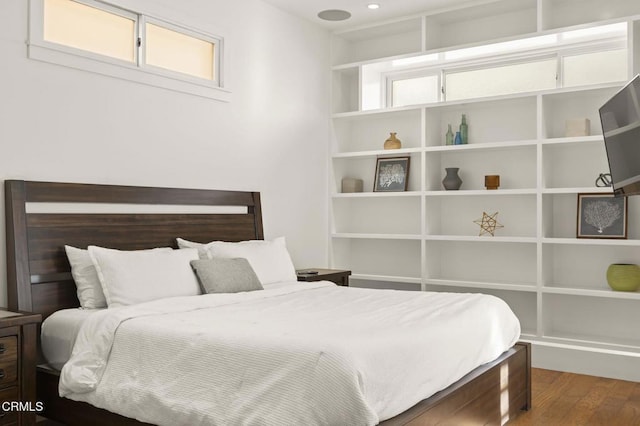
5;180;531;425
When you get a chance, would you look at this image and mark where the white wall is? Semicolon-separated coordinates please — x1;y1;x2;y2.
0;0;331;307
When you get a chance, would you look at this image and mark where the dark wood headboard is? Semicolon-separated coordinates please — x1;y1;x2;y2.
5;180;263;319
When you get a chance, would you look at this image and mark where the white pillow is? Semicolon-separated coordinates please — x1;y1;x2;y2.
203;237;296;285
88;246;201;308
65;245;108;309
66;246;174;309
176;237;209;259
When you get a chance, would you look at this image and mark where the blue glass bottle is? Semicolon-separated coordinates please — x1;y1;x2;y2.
454;131;462;145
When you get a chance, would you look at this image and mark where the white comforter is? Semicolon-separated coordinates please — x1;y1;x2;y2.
60;282;520;426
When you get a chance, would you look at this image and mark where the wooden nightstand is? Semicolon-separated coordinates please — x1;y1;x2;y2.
0;310;41;426
296;269;351;287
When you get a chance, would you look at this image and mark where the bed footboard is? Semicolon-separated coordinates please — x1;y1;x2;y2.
380;341;531;426
36;343;530;426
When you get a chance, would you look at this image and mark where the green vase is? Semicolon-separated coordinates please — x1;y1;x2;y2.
606;264;640;291
460;114;468;144
445;124;453;145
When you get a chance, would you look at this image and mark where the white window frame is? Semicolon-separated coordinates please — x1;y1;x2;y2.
28;0;230;102
556;40;627;88
140;16;223;88
441;54;561;102
384;68;442;108
381;28;627;107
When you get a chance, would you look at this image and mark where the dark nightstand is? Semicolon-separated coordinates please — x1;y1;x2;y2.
0;310;41;426
296;269;351;287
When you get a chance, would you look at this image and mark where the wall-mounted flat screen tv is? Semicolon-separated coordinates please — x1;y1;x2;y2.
600;74;640;196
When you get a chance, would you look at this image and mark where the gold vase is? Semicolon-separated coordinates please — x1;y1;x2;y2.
384;132;401;150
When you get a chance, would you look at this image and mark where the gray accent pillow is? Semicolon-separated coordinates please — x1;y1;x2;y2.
190;258;264;294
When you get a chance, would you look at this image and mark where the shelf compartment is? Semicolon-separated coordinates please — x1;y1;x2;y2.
332;196;421;235
425;146;536;191
541;243;640;292
425;194;537;237
331;18;422;66
332;67;359;114
424;0;537;51
333;108;422;154
331;238;421;278
423;284;538;337
541;86;620;138
541;139;609;188
425;96;537;147
542;193;640;239
424;240;537;285
540;0;640;31
332;153;422;194
542;293;640;349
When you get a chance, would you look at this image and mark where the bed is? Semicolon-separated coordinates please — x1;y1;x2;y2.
4;180;531;425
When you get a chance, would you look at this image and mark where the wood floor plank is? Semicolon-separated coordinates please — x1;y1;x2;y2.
558;380;616;425
508;369;640;426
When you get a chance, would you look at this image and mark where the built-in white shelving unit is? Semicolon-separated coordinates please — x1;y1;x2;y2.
329;0;640;381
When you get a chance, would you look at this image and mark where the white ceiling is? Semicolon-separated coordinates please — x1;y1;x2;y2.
262;0;478;31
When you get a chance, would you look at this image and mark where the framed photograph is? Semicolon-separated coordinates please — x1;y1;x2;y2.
577;193;628;239
374;157;410;192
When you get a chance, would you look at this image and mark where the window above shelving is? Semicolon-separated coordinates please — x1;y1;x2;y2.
356;22;628;111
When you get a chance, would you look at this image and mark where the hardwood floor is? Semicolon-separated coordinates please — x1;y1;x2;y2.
508;368;640;425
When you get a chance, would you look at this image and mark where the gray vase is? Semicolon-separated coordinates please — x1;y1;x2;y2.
442;167;462;190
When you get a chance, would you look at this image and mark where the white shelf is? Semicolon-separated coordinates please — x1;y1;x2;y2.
333;148;422;159
332;191;422;199
331;82;624;118
425;139;537;152
332;105;422;119
604;120;640;138
542;286;640;300
424;278;537;293
425;189;537;196
350;274;422;284
424;235;537;243
540;135;604;145
332;233;422;240
542;238;640;246
535;336;640;356
541;187;613;194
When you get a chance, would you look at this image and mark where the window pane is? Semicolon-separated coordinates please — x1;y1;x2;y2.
44;0;135;62
445;59;557;101
392;75;439;107
146;23;215;81
563;49;628;87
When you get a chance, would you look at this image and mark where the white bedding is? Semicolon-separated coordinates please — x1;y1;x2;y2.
60;281;520;425
41;308;101;370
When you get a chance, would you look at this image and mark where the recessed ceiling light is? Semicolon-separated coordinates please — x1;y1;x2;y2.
317;9;351;21
368;3;380;9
